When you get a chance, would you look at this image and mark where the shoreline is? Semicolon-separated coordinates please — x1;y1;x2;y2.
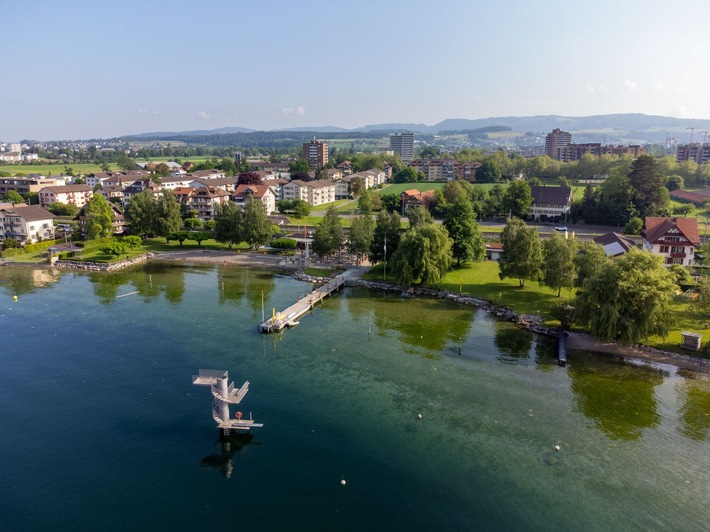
6;248;710;374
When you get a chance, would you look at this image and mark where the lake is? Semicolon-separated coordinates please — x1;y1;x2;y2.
1;263;710;531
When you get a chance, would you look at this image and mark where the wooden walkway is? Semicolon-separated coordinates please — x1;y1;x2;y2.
259;274;346;333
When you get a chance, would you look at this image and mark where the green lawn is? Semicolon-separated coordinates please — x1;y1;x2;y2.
0;163;120;176
377;183;445;196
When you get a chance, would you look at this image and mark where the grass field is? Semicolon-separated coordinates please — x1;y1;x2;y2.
366;259;709;356
0;163;120;176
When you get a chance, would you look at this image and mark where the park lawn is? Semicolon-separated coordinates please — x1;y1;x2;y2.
439;261;569;317
0;163;119;176
377;183;444;196
646;296;709;355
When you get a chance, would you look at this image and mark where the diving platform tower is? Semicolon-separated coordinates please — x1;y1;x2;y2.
192;369;264;438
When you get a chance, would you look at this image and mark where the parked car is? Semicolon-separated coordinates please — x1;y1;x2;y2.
554;226;568;231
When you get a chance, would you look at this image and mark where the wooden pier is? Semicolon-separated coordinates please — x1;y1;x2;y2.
260;274;346;333
558;332;568;366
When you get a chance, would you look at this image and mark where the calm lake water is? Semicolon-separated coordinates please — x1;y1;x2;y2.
2;263;710;531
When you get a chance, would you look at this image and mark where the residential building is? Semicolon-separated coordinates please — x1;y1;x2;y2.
282;179;335;206
185;187;230;220
282;180;310;203
676;143;710;164
0;205;55;245
643;216;700;267
529;186;573;221
390;133;414;162
544;129;572;159
400;189;437;214
408;159;480;181
38;184;93;209
86;170;150;188
190;177;239;193
302;139;328;169
231;184;277;215
76;202;126;235
593;232;638;258
122;179;161;204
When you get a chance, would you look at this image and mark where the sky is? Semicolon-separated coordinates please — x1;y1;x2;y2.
3;0;710;141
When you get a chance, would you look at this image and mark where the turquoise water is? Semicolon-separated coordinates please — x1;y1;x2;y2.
2;263;710;531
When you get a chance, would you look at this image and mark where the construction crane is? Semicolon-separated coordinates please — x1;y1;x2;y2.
687;127;696;143
702;131;709;144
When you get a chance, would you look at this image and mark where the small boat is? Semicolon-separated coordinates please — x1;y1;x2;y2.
287;320;300;328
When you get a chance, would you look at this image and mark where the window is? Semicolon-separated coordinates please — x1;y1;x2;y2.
660;246;669;253
671;246;685;254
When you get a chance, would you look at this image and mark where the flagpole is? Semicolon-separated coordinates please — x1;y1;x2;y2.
383;235;387;281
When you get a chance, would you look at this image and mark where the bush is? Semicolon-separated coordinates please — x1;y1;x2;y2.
271;238;298;251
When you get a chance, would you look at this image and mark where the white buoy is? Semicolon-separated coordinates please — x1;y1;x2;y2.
417;413;422;420
554;445;561;452
340;479;346;486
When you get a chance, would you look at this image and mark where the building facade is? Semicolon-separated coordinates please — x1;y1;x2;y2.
544;129;572;159
529;186;573;221
0;205;55;245
389;133;414;162
302;139;328;169
643;216;700;267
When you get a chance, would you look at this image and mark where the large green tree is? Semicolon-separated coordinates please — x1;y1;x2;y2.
573;242;610;288
390;224;452;286
348;215;374;264
213;202;242;248
312;206;343;259
241;197;273;248
2;190;24;204
370;210;401;263
502;180;532;219
629;154;667;217
84;194;114;239
443;198;485;266
575;249;676;345
407;205;433;229
124;190;156;238
498;218;542;287
153;191;182;237
541;233;577;297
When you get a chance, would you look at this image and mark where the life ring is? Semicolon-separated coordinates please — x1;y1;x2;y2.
235;411;242;420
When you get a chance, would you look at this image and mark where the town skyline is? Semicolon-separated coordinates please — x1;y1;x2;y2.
4;0;710;141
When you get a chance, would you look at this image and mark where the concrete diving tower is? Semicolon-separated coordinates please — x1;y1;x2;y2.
192;369;264;437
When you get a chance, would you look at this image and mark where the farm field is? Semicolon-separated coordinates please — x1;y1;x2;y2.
0;163;118;176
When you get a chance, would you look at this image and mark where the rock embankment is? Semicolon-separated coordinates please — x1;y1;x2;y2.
56;253;154;271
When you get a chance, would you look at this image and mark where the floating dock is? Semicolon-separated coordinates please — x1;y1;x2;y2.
259;274;345;333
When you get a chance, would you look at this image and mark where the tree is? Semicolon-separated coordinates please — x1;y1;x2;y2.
122;235;142;253
84;194;114;239
184;218;203;230
350;176;366;197
541;233;578;297
629;155;667;217
153;191;182;237
668;264;694;287
237;172;263;186
575;249;676;344
2;190;24;204
390;224;452;286
348;214;374;265
393;167;422;183
101;240;126;257
498;218;542;287
241;197;273;248
213;202;242;248
125;190;156;238
694;276;710;314
312;206;343;259
271;237;298;253
624;216;643;235
573;242;610;288
407;205;433;229
477;159;502;183
596;169;634;226
153;163;171;178
379;193;401;213
289;199;311;218
288;159;311;174
192;231;213;248
370;210;401;264
442;179;472;205
48;202;79;217
443;198;485;266
167;231;190;247
502;180;532;219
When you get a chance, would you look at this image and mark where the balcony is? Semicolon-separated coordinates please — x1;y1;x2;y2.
670;253;687;258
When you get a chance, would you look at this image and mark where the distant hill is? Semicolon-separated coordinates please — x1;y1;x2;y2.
124;114;710;144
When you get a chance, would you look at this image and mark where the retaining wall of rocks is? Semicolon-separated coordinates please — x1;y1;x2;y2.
56;253;154;271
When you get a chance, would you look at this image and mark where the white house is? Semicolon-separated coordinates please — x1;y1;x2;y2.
643;216;700;267
0;205;55;245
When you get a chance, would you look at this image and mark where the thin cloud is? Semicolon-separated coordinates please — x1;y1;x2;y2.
137;108;161;116
623;79;638;91
197;111;211;119
585;84;609;94
282;106;306;116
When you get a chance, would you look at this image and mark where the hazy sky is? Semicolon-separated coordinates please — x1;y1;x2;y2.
3;0;710;141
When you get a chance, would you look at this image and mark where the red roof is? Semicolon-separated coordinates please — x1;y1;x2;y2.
644;217;700;245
